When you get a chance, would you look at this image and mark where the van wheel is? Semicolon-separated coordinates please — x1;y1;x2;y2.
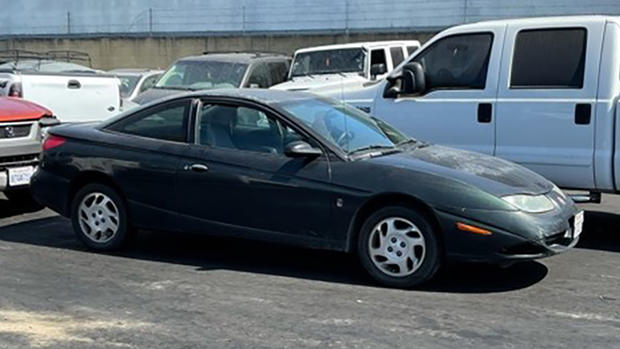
71;183;129;251
358;206;441;288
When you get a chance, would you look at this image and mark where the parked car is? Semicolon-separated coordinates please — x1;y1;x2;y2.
133;52;291;105
271;40;420;92
31;89;581;288
0;97;59;202
108;68;163;104
324;16;620;203
0;50;121;123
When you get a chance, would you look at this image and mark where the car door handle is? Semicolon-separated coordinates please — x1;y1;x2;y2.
67;79;81;89
184;163;209;172
477;103;492;123
575;103;591;125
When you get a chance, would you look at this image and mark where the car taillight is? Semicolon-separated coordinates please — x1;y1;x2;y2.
8;82;22;98
42;135;66;151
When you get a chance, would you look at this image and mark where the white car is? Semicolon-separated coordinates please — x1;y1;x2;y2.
271;41;420;93
0;52;120;123
109;68;163;102
327;16;620;202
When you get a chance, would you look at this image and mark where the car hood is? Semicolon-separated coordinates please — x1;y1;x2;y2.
271;74;367;92
371;145;553;197
0;97;52;121
133;88;189;105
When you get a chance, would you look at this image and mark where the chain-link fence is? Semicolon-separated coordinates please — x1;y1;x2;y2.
2;0;620;36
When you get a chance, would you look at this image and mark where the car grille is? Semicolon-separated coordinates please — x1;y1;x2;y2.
0;153;38;169
0;124;32;139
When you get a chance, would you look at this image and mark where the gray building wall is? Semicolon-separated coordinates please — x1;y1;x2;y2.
1;0;620;37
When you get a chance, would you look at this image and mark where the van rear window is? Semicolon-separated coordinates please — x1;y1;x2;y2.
511;28;587;89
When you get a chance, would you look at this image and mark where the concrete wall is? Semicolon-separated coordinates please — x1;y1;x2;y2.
0;32;436;70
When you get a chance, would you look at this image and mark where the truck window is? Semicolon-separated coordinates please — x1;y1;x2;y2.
390;47;405;67
406;46;418;56
411;33;493;90
371;49;387;68
510;28;587;89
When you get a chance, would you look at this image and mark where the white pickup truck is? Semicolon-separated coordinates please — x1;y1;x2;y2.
326;16;620;202
271;40;420;93
0;53;120;123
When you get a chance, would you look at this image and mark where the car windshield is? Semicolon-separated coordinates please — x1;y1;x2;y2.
116;75;141;98
155;60;248;90
290;48;366;77
278;97;409;154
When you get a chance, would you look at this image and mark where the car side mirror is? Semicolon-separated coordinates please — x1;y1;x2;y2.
383;62;426;99
284;141;322;158
370;63;387;80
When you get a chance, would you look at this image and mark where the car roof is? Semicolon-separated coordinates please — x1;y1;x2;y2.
139;89;319;108
295;41;421;54
447;15;620;32
177;52;290;64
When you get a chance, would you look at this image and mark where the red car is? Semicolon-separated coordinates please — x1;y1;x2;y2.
0;97;58;202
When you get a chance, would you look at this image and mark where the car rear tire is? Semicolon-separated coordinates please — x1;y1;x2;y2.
71;183;129;251
358;206;441;288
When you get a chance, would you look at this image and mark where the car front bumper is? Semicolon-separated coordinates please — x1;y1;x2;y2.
436;204;581;263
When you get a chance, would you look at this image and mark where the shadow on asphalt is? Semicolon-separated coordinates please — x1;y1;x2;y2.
0;197;44;219
0;215;551;293
576;211;620;253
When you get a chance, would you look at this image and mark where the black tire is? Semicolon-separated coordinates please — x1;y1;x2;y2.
71;183;129;251
357;206;441;288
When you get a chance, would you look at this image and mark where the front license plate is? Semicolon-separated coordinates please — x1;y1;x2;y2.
8;166;35;187
573;211;584;238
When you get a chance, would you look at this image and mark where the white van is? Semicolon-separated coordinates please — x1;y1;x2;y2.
271;41;420;92
328;16;620;201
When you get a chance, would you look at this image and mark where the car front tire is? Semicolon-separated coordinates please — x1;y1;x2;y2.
358;206;441;288
71;183;129;251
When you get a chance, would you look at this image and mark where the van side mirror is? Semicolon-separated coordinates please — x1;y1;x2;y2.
383;62;426;99
370;63;387;80
284;141;322;158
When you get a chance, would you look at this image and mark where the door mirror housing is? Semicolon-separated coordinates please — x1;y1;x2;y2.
284;141;322;158
370;63;387;80
383;62;426;98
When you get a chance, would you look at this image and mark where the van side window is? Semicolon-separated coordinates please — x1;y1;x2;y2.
510;28;587;89
247;63;270;88
268;61;290;85
390;47;405;67
371;49;387;68
411;33;493;90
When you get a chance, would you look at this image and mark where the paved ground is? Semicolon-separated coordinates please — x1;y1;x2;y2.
0;194;618;348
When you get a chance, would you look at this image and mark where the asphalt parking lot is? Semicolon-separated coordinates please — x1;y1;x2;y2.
0;194;618;348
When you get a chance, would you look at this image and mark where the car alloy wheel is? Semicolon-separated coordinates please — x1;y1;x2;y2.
368;217;426;277
78;192;120;243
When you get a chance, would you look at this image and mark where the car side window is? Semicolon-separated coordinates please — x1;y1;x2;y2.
140;74;161;93
246;63;270;88
370;49;387;68
108;101;190;142
390;47;405;67
411;33;493;90
510;28;586;89
268;61;290;85
406;45;418;56
198;104;303;155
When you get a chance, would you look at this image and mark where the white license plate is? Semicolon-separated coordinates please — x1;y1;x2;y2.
573;211;584;238
8;166;35;187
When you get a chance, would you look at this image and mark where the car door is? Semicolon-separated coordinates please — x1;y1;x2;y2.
175;100;333;239
104;98;195;231
495;22;603;189
373;26;505;155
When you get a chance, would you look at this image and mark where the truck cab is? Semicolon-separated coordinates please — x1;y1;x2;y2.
332;16;620;197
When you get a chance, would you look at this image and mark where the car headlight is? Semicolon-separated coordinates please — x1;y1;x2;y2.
502;194;555;213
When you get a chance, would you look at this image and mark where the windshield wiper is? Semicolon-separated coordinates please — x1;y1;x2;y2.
349;144;398;154
396;138;418;146
153;86;192;90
